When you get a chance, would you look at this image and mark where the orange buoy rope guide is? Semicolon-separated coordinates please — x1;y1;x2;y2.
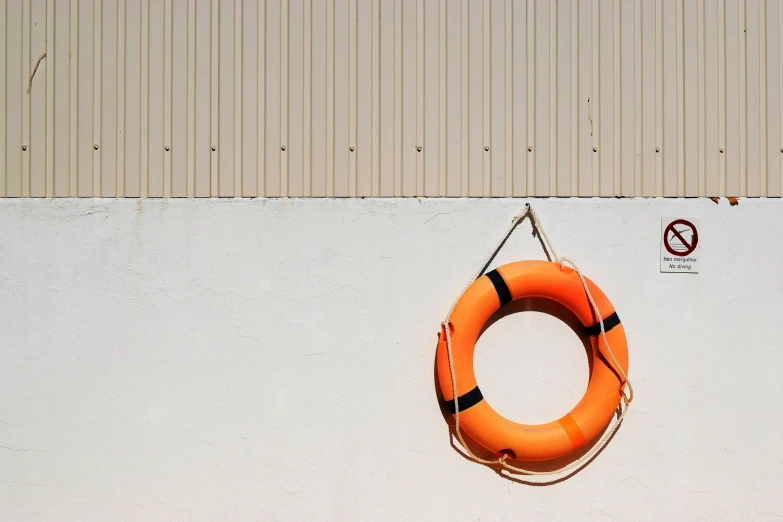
436;205;632;473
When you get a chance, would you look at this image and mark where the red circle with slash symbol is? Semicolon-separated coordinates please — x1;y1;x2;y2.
664;219;699;257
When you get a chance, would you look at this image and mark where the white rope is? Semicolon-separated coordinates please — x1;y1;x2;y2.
442;203;633;477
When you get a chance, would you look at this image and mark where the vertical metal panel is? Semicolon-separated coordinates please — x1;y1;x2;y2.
21;0;30;197
124;0;142;197
218;0;235;197
577;0;592;196
683;0;699;197
423;0;439;197
746;0;762;197
53;0;69;197
738;0;747;197
726;0;741;197
115;0;126;198
329;0;347;196
640;0;655;196
242;0;258;197
768;0;782;197
76;0;93;196
416;0;425;195
590;0;598;196
139;0;149;197
3;0;783;198
163;0;172;197
398;0;412;194
233;0;243;196
439;0;447;197
356;0;374;196
778;0;783;196
620;0;635;196
0;0;7;197
311;0;328;196
100;0;117;197
187;0;196;197
556;0;572;196
289;0;305;196
633;0;641;196
535;0;550;196
148;0;164;196
704;0;720;197
265;0;282;196
195;0;212;197
598;0;613;197
662;0;677;196
379;0;395;196
325;0;334;196
697;0;706;197
6;0;23;196
171;0;188;197
511;0;527;196
304;0;314;196
45;0;55;197
467;0;483;196
31;1;47;197
210;0;219;195
258;0;267;196
489;0;505;197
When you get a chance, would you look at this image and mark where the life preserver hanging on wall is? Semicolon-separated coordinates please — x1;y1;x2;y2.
436;260;629;462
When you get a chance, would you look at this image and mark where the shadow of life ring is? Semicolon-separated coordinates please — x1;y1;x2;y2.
436;260;629;462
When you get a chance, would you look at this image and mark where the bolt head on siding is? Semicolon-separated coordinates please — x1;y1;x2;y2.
527;146;532;152
720;148;724;153
165;145;170;152
211;145;216;151
21;145;27;151
593;147;598;152
416;146;422;152
94;144;99;150
484;146;489;151
655;147;660;153
350;146;355;152
281;145;287;151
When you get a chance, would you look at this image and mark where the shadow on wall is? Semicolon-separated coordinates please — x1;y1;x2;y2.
432;296;623;486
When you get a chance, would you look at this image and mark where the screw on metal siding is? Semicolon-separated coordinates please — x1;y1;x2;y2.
655;147;660;153
720;148;724;153
593;146;598;152
94;144;99;150
484;146;489;151
281;145;286;151
165;145;170;151
416;146;422;152
21;145;27;151
527;145;532;152
211;145;216;151
350;146;355;152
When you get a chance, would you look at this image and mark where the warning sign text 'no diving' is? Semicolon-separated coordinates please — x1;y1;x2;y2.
661;217;700;274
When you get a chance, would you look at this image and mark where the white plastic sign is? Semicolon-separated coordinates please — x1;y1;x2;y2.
660;217;700;274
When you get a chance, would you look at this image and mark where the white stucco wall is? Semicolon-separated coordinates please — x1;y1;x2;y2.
1;198;782;521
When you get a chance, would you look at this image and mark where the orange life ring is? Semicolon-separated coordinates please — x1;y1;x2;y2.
436;260;629;462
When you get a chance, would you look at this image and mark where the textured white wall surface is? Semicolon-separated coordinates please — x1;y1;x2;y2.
2;0;783;198
1;198;782;521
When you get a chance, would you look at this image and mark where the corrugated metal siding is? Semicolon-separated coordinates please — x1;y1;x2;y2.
1;0;782;198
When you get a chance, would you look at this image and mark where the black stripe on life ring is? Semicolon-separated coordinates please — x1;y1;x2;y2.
444;386;484;414
585;311;621;336
485;269;512;307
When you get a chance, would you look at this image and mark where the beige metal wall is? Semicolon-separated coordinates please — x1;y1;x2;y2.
1;0;781;198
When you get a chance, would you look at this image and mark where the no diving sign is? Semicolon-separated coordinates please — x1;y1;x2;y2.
661;217;700;273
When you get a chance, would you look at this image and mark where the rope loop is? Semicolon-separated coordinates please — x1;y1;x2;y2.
441;204;632;478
